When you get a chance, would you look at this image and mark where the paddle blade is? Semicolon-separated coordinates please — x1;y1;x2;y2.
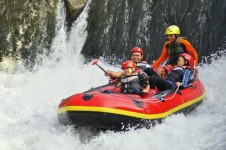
92;59;98;65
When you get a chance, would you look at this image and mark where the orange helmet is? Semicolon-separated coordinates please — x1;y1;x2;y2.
180;53;194;66
130;47;144;55
121;60;136;69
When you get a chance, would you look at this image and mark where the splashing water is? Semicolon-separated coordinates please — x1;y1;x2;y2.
0;1;226;150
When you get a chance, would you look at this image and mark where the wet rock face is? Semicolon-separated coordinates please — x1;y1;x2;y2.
81;0;226;63
0;0;58;67
64;0;86;26
1;0;225;66
0;0;86;68
66;0;86;10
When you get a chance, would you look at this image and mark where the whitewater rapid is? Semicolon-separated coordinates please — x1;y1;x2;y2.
0;1;226;150
1;54;226;150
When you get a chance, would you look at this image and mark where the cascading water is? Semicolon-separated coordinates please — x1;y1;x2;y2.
0;1;226;150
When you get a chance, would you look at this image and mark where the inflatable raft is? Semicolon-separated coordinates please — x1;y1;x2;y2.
57;78;205;131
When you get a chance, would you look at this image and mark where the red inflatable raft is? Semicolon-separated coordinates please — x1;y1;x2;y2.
57;78;205;131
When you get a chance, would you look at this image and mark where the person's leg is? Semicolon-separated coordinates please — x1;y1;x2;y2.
149;75;174;91
132;88;142;95
144;68;159;77
144;68;159;89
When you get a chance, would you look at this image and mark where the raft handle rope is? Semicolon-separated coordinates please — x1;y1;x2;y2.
82;85;180;104
160;86;180;101
81;84;181;104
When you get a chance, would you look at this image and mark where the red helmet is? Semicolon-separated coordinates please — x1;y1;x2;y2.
180;53;194;66
121;60;136;69
130;47;144;55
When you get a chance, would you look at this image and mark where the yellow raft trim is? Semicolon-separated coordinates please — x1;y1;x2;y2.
57;93;205;119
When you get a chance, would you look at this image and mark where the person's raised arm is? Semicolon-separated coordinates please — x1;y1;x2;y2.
152;43;169;68
105;70;123;79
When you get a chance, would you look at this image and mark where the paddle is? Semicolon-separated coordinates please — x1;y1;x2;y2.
92;59;120;84
92;59;107;74
161;57;169;67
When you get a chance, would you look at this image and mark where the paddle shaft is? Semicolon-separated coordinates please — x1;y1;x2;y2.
161;57;169;67
96;64;107;74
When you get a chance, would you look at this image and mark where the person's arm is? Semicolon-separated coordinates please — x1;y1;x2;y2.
182;39;198;65
152;42;169;68
105;70;123;79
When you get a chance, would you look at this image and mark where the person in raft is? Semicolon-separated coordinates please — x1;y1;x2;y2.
117;60;150;95
145;25;198;78
149;53;194;92
105;47;159;79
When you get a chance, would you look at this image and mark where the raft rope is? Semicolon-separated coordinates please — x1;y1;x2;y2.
160;86;180;101
83;85;181;104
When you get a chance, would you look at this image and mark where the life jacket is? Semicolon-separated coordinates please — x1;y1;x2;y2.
183;66;198;83
166;66;196;88
120;73;142;94
181;69;192;87
136;61;151;71
166;37;187;65
166;66;184;83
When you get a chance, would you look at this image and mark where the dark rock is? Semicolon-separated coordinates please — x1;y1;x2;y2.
81;0;226;63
